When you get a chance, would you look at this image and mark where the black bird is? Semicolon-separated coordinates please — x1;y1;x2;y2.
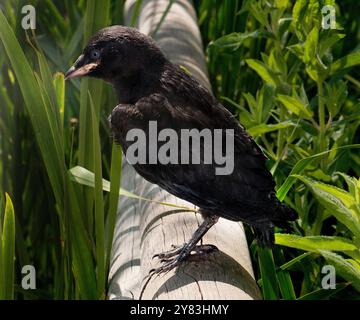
65;26;296;273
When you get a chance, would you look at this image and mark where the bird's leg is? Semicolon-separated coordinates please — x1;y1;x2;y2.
151;214;219;274
175;214;219;262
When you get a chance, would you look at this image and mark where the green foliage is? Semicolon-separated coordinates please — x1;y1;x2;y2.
199;0;360;299
0;0;124;299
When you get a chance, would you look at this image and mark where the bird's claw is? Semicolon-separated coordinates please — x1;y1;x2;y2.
150;244;219;275
150;257;181;276
152;244;184;260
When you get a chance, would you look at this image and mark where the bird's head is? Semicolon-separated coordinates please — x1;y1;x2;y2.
64;26;166;83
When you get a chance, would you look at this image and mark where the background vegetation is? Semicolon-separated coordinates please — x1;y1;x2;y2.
0;0;359;299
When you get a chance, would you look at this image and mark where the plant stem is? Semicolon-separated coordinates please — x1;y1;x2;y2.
261;136;276;159
276;107;285;159
317;79;326;169
315;80;326;236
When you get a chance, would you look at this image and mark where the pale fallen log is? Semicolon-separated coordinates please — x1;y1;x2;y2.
107;0;262;300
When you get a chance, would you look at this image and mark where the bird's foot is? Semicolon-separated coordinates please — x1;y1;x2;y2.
150;244;218;275
152;244;184;260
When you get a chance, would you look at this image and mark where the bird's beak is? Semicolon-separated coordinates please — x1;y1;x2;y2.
64;54;99;80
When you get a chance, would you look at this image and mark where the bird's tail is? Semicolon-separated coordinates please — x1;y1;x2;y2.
253;225;275;248
272;202;297;232
253;200;297;248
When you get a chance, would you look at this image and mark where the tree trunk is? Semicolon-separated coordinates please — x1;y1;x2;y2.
107;0;262;300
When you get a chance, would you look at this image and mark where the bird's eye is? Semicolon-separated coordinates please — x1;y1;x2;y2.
90;49;101;60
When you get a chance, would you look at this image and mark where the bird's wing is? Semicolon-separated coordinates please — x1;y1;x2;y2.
110;92;276;221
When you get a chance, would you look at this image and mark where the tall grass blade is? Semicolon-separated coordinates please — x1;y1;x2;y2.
106;143;122;272
89;95;105;299
0;193;15;300
258;247;279;300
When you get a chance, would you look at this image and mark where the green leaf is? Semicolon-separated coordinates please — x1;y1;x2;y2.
69;166;196;212
305;0;320;30
304;27;328;81
247;121;294;137
297;175;355;208
53;72;65;126
304;27;318;64
279;252;313;271
277;94;313;119
275;234;357;253
89;95;105;299
292;0;307;29
258;248;279;300
292;0;307;40
287;43;304;60
335;172;359;200
292;175;360;238
324;80;347;117
331;51;360;74
275;0;289;9
273;249;296;300
347;259;360;272
0;193;15;300
66;178;97;299
276;144;360;201
319;33;345;57
106;143;122;273
210;30;266;52
248;2;270;26
246;59;278;86
256;84;275;123
242;92;258;114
